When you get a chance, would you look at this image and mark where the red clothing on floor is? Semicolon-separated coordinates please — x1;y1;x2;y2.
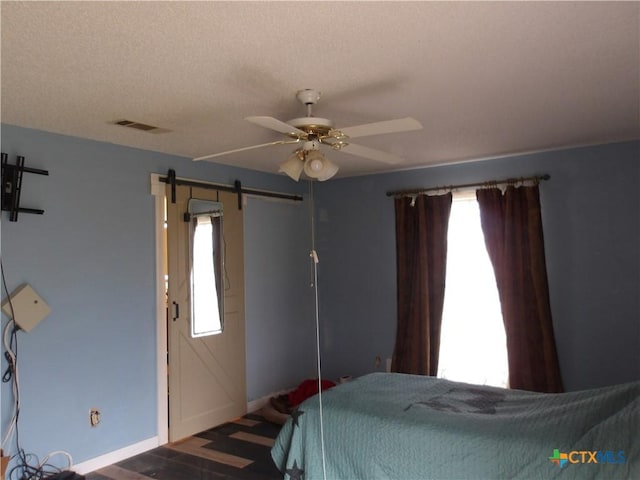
288;378;336;407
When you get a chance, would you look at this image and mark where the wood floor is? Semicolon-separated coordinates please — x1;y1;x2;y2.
85;413;283;480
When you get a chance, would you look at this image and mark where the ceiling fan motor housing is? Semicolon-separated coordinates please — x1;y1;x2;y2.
288;117;334;137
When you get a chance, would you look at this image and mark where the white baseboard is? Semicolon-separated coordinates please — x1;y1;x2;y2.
72;436;159;475
247;387;293;413
73;390;293;475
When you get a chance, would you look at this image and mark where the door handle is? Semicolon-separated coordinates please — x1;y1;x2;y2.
172;301;180;322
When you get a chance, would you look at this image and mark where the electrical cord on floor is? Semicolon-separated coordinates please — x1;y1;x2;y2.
1;261;74;479
7;449;74;480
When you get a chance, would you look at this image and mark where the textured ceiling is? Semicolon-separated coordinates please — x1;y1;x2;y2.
1;1;639;178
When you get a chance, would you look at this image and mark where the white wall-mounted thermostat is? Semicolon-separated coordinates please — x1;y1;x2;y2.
1;284;51;332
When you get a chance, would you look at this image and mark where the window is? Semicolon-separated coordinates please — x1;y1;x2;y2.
189;201;224;337
437;192;509;388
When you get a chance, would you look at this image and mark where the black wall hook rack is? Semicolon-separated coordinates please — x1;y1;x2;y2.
1;152;49;222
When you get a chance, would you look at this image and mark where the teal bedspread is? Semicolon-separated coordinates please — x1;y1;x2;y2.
271;373;639;480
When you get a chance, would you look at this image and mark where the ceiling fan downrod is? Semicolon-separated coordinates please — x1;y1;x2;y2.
296;89;321;117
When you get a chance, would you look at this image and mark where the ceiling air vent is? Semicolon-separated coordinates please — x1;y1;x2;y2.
113;119;170;134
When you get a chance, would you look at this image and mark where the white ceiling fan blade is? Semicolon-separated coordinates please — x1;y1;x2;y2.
193;139;300;162
337;117;422;139
338;142;404;164
246;116;308;137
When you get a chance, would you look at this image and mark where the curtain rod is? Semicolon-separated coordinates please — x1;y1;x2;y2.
386;174;550;198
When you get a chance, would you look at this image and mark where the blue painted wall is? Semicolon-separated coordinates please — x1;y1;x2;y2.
244;196;317;399
314;141;640;392
1;123;638;469
0;124;313;466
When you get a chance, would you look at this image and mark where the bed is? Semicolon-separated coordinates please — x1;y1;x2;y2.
271;372;639;480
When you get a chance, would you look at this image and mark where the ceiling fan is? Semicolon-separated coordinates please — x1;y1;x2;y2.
193;89;423;181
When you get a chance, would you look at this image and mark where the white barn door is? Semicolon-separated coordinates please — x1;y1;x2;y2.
166;185;246;441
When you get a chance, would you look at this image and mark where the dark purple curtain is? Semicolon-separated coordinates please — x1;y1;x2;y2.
392;193;452;376
476;186;564;393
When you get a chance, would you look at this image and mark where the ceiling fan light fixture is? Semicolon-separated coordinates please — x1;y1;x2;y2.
304;150;325;172
315;157;339;182
303;150;339;181
279;150;304;181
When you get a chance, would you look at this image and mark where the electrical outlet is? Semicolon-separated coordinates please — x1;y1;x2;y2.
89;408;101;427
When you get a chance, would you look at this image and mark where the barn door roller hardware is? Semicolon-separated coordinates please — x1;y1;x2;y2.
161;169;303;209
1;152;49;222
